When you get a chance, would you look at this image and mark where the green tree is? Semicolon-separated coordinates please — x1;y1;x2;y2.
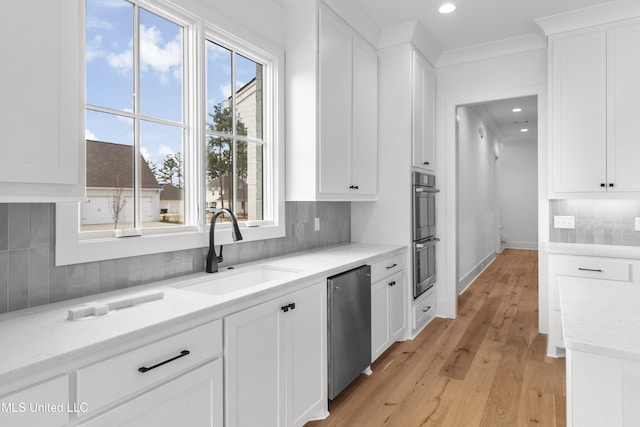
158;152;183;188
207;104;248;209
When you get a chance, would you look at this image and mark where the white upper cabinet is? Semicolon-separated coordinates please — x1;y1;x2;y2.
0;0;85;201
550;22;640;194
606;24;640;192
285;1;377;201
412;51;435;171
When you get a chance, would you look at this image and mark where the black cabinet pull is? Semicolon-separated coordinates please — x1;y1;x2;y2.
578;268;603;272
423;161;429;165
422;306;432;313
601;183;606;187
281;303;296;312
388;281;396;287
609;183;614;187
386;263;397;270
138;350;190;373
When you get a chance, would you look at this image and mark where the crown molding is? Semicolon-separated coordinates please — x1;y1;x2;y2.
535;0;640;36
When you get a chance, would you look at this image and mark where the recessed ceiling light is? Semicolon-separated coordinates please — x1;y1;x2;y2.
439;3;456;14
512;107;522;112
521;128;529;132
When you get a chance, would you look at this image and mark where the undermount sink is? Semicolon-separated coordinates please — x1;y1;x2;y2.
181;265;302;296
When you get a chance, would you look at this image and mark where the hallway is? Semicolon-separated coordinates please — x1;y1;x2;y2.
309;249;566;426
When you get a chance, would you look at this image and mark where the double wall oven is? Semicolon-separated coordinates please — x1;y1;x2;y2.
412;172;439;299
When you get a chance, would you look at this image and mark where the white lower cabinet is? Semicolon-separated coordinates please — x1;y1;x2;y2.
225;282;327;427
79;360;222;427
0;376;69;427
78;320;223;427
371;271;406;362
567;349;640;427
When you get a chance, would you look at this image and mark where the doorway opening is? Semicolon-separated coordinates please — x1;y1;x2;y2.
455;95;539;296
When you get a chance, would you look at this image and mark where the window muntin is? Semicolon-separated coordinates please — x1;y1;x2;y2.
84;0;185;233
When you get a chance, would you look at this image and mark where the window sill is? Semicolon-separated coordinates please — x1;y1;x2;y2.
55;203;285;266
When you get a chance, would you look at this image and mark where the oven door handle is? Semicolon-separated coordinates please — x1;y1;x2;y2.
416;238;440;250
414;187;440;193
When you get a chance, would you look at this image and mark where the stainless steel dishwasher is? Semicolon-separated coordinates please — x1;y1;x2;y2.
327;264;371;400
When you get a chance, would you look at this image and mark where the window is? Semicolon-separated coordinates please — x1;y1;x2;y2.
55;0;284;265
84;0;186;233
205;42;264;224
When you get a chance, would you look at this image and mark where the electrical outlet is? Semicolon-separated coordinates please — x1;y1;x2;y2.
554;215;575;229
314;217;320;231
635;217;640;231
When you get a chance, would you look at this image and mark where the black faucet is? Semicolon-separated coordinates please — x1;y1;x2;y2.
206;208;243;273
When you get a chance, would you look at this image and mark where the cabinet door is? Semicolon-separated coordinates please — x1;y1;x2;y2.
318;7;351;196
351;35;378;197
388;272;406;342
412;52;435;171
80;360;222;427
371;280;390;362
225;299;285;427
287;283;327;427
606;24;640;192
0;0;84;200
551;32;607;193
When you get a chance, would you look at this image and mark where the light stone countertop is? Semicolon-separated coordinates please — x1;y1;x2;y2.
558;276;640;361
0;242;405;388
546;242;640;259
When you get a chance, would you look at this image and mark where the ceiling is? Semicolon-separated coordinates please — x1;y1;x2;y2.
470;96;538;142
345;0;614;52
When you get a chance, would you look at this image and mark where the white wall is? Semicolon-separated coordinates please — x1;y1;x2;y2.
498;139;538;249
456;106;498;293
436;48;548;319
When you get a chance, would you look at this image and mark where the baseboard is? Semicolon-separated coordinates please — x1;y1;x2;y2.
457;252;496;295
504;241;538;250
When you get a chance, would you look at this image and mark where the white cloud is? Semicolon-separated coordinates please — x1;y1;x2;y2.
86;34;105;62
86;129;98;140
220;83;231;99
158;144;175;157
105;24;182;82
140;146;151;161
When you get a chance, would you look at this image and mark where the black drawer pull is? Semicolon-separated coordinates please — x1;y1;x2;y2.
423;161;429;165
578;268;603;272
388;281;396;287
386;263;397;270
600;183;606;187
138;350;190;373
422;306;432;313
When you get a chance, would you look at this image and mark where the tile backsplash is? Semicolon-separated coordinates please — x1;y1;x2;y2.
0;202;350;314
549;199;640;246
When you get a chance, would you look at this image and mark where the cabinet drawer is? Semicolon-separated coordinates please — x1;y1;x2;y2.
371;253;405;282
77;320;222;416
553;258;630;281
413;290;436;330
0;376;69;427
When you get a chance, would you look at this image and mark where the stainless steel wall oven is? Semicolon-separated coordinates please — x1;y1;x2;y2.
412;172;439;299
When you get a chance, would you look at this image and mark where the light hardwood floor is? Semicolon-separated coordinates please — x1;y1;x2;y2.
308;249;566;427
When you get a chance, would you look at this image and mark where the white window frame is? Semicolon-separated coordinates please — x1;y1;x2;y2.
56;0;285;266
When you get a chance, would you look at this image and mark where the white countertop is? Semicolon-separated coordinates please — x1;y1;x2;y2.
546;242;640;259
0;242;405;387
558;276;640;361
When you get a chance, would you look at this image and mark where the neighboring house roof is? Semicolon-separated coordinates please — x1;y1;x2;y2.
86;140;162;189
160;183;183;201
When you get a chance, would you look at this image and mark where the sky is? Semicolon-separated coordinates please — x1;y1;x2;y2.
85;0;259;169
